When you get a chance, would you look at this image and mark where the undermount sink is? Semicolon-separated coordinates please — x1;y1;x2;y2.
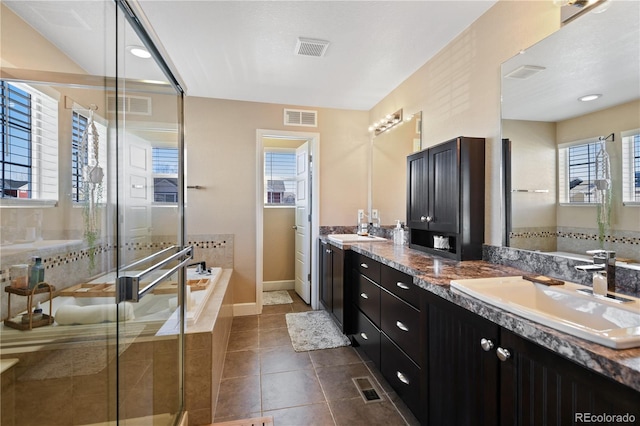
450;276;640;349
328;234;386;243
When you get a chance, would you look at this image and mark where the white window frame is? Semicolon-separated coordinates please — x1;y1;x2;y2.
1;82;59;207
558;137;601;206
621;128;640;206
264;147;296;208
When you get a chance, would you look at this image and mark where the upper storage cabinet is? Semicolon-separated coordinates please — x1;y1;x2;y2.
407;136;485;260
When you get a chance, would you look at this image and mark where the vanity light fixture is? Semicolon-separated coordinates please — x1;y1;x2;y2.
127;45;151;59
369;109;403;136
578;94;602;102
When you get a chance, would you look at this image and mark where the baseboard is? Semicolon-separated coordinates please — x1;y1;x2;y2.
233;302;259;316
263;280;295;291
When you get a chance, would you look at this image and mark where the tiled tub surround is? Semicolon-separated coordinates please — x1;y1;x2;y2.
0;234;234;319
510;226;640;263
322;237;640;393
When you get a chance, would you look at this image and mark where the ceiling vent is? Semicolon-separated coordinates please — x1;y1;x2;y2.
295;37;330;58
284;109;318;127
107;95;152;115
504;65;546;80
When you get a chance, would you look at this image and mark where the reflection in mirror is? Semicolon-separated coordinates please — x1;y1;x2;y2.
501;1;640;264
371;112;421;226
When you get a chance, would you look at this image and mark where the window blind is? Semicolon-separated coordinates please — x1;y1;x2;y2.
621;130;640;203
1;81;58;201
264;149;296;205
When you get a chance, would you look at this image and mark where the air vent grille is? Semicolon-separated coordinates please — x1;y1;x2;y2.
107;95;152;115
295;37;330;58
504;65;546;80
284;109;318;127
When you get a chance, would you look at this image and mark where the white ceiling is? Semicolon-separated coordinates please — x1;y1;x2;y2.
501;0;640;122
5;0;499;110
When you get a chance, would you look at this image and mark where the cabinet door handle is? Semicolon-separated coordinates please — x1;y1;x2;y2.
326;249;331;254
420;216;433;223
360;263;369;269
480;338;494;352
360;332;368;340
396;282;410;290
360;293;369;299
496;347;511;362
396;371;410;385
396;321;409;332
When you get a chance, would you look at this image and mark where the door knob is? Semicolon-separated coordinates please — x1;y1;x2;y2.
292;225;298;229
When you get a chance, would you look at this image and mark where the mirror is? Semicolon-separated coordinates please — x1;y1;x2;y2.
501;0;640;263
371;112;422;226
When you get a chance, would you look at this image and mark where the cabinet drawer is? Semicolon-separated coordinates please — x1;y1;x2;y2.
352;308;381;367
380;333;421;420
352;252;380;283
380;290;421;364
380;265;419;308
352;271;381;327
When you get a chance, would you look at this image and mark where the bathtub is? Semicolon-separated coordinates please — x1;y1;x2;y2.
0;267;222;349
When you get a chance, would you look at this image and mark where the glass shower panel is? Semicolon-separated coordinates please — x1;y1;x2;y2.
0;1;185;425
115;4;185;425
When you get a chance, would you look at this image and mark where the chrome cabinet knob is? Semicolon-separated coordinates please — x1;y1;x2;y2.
396;282;410;290
325;249;331;254
420;215;433;223
396;371;410;385
360;332;368;340
360;293;369;299
496;347;511;362
480;338;494;352
396;321;409;332
360;263;369;269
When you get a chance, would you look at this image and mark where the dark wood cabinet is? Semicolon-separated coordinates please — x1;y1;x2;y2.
426;291;640;426
426;291;500;426
407;136;485;260
318;240;349;332
499;329;640;426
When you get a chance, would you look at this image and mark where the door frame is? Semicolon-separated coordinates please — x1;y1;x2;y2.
256;129;320;312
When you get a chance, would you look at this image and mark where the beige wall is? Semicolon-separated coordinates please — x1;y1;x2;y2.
184;97;368;303
368;1;560;246
263;208;295;282
503;119;557;229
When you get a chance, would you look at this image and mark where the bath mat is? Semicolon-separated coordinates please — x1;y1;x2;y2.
285;310;351;352
263;290;293;305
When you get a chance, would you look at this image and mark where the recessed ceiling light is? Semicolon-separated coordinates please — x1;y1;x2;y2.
578;94;602;102
127;45;151;59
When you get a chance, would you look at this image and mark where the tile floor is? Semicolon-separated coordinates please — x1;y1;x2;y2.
213;290;420;426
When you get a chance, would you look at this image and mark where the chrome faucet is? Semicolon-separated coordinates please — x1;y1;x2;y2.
575;250;616;293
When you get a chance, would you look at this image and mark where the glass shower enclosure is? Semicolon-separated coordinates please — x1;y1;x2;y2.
1;1;187;424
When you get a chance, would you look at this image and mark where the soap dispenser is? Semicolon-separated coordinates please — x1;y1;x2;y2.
393;220;405;246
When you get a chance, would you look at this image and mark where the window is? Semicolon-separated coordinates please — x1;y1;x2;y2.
71;110;108;203
0;81;58;201
622;130;640;204
559;139;601;204
152;147;178;203
264;149;296;206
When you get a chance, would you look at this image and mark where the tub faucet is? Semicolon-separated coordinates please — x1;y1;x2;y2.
575;250;616;293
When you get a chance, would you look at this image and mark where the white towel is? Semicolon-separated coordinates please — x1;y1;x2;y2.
55;302;135;325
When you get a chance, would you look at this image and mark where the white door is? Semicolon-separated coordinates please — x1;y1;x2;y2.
294;141;311;303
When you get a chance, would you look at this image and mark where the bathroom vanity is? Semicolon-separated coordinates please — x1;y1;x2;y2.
319;237;640;425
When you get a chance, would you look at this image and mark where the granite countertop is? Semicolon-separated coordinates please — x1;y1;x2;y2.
322;237;640;393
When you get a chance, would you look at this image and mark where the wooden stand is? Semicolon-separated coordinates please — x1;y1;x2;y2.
4;283;55;330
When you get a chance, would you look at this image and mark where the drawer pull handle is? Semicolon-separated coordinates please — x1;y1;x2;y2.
396;282;410;290
360;332;368;340
360;293;369;299
360;263;369;269
396;321;409;332
396;371;410;385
